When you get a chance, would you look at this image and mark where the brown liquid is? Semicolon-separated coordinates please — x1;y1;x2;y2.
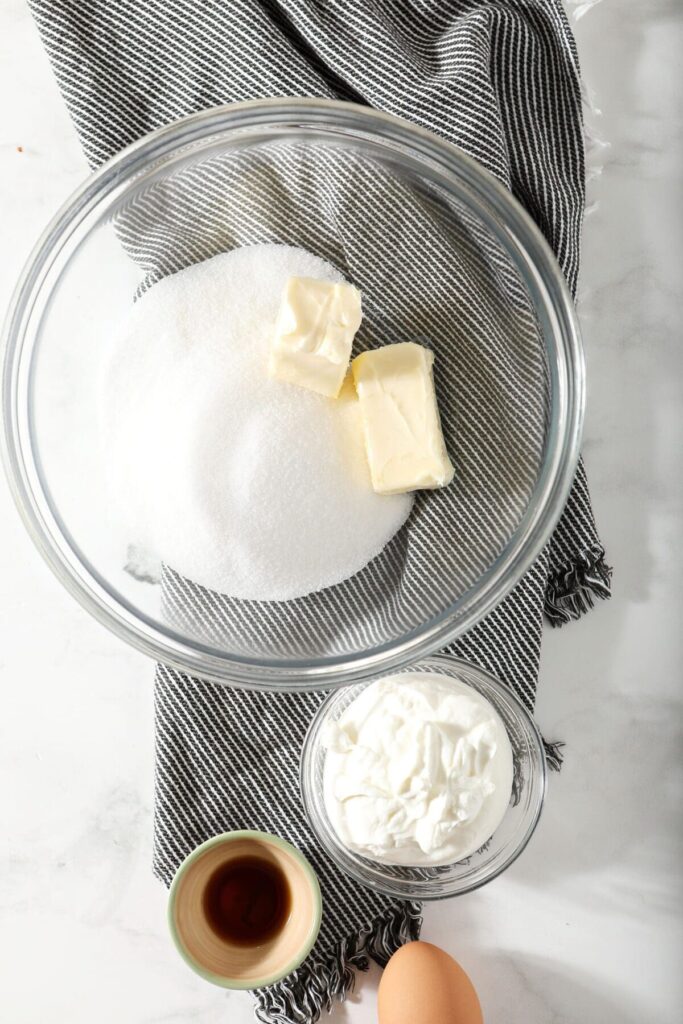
202;855;292;946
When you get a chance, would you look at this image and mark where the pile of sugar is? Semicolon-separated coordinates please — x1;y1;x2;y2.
101;244;413;601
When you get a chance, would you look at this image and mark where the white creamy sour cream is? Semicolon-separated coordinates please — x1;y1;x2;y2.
322;672;514;866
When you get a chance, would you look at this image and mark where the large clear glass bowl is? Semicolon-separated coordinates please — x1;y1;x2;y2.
300;656;546;899
1;99;583;691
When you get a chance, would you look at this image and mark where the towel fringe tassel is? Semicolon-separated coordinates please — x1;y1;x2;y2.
253;902;422;1024
545;545;612;627
542;738;565;772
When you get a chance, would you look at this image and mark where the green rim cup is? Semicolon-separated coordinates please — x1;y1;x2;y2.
167;830;323;989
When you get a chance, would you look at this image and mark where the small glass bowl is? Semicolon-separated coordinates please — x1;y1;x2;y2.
300;655;546;900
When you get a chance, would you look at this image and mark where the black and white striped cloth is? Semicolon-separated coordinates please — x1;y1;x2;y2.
29;2;611;1022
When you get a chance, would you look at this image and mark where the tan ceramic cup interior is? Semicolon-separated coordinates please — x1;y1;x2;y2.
168;831;322;989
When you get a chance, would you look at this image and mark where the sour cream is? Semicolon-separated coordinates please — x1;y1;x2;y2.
322;672;514;866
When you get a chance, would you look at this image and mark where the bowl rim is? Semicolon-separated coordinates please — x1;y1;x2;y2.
1;97;584;690
167;829;323;990
299;654;547;900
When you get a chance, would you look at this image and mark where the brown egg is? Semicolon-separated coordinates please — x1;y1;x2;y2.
378;941;483;1024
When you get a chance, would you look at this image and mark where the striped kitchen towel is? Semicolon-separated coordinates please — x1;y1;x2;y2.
29;2;611;1022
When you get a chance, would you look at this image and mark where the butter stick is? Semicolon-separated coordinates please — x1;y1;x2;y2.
351;342;454;495
269;277;362;398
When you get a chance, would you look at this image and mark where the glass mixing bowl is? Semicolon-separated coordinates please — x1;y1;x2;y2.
300;655;546;899
1;99;583;691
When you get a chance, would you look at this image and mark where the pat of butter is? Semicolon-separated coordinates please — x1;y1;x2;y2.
352;342;454;494
270;277;362;398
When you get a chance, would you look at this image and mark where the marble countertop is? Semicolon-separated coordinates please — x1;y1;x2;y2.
1;1;681;1021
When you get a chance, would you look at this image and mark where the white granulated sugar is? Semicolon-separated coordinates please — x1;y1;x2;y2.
101;244;413;600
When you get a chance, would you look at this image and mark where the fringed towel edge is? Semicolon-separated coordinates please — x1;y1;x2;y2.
253;902;422;1024
545;545;612;627
542;738;565;772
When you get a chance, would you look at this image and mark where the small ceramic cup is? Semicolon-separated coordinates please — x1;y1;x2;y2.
168;830;322;989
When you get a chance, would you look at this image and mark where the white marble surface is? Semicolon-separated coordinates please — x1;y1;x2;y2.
0;0;681;1021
